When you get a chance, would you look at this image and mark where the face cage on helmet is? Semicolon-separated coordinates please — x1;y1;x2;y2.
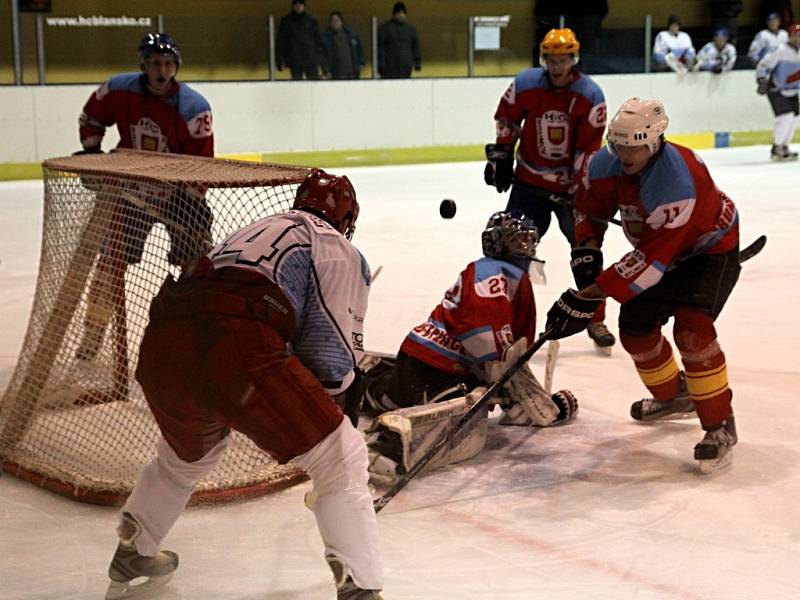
505;228;539;259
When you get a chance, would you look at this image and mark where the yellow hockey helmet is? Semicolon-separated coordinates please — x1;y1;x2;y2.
539;28;580;66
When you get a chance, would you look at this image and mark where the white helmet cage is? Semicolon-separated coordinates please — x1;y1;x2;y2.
607;97;669;155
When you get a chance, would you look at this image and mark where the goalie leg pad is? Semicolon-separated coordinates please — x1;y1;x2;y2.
367;390;490;482
504;363;560;426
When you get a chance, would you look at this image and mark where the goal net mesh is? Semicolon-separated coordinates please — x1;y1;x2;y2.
0;149;313;505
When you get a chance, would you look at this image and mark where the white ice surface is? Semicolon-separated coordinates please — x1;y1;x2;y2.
1;146;799;599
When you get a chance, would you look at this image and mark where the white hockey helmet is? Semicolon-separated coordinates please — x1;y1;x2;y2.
607;97;669;154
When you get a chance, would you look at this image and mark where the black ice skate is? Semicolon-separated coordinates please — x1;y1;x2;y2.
106;512;179;600
587;322;615;356
694;414;737;473
630;374;695;421
327;554;384;600
770;144;799;161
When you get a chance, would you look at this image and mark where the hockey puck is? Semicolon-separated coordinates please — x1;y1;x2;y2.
439;198;457;219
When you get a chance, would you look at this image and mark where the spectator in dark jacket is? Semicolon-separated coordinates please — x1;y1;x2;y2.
378;2;421;79
322;11;366;79
277;0;327;80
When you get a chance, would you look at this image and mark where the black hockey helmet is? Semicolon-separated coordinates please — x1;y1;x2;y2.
482;210;539;261
138;32;182;66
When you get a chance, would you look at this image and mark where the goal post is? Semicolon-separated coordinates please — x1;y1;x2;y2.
0;149;313;506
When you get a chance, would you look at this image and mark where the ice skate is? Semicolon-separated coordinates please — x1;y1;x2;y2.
587;322;615;356
630;374;695;421
770;144;798;162
781;145;798;160
695;414;737;473
327;554;384;600
106;512;179;600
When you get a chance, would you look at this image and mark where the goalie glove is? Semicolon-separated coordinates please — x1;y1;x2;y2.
484;143;515;193
757;78;770;95
570;247;603;290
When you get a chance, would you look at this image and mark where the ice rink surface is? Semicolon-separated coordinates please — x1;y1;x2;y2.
1;145;798;599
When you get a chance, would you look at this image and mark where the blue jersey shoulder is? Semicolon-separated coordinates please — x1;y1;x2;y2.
514;67;550;95
106;72;146;93
171;83;212;122
569;74;605;106
587;147;625;180
639;143;697;212
473;256;524;283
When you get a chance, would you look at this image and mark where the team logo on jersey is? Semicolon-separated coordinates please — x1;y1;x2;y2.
130;117;169;152
614;249;647;279
352;331;364;352
536;110;569;160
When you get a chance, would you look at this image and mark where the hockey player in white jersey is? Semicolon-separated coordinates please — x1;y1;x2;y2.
748;12;788;65
694;27;737;73
653;15;696;73
756;23;800;161
103;169;383;600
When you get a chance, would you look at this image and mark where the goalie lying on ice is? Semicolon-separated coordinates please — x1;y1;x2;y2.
361;210;579;484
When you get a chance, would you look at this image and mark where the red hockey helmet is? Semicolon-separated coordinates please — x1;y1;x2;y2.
293;169;359;239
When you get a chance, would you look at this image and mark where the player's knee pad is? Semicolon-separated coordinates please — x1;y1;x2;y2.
298;419;369;505
619;328;662;357
674;309;717;355
156;435;231;489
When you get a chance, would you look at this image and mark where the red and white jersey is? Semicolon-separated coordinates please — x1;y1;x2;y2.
493;67;606;193
79;72;214;157
400;257;536;376
574;143;739;304
207;210;371;394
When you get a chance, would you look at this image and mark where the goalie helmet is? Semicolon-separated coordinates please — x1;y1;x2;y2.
607;97;669;154
138;32;182;66
539;28;580;67
294;169;359;240
481;210;539;262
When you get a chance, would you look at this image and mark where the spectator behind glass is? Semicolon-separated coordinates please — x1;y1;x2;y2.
276;0;327;80
378;2;421;79
695;27;737;73
653;15;696;73
322;11;365;79
748;12;788;65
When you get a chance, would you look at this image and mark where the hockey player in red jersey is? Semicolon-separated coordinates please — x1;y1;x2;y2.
75;32;215;361
363;211;578;483
484;28;615;354
103;170;384;600
544;98;741;473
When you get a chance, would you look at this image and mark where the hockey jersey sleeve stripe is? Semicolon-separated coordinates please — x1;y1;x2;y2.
628;260;667;295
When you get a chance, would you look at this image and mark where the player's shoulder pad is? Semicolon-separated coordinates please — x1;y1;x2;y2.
639;143;697;213
473;256;525;283
587;147;624;180
514;67;550;95
174;83;212;122
106;72;146;93
569;73;605;105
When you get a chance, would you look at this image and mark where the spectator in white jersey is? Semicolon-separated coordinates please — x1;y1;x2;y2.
694;27;737;73
102;169;384;600
756;24;800;161
748;12;788;65
653;15;696;73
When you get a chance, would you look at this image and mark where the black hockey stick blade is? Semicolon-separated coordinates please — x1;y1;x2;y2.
373;330;553;514
739;234;766;264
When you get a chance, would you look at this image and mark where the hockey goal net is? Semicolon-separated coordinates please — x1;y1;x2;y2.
0;149;313;506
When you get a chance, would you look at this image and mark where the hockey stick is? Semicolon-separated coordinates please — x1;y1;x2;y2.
373;329;553;513
543;340;560;396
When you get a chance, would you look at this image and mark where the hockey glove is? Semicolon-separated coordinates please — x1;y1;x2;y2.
756;78;770;95
552;389;579;422
570;247;603;290
545;289;602;340
73;146;103;155
484;143;514;193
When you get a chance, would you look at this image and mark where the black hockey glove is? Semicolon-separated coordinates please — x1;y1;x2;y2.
552;389;579;423
333;368;365;427
545;289;602;340
73;146;103;155
757;78;770;95
570;247;603;290
484;143;514;193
